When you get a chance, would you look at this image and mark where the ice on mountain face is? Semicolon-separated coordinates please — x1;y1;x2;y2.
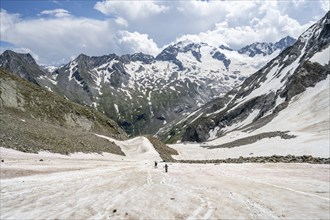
68;61;78;81
92;59;120;95
43;65;58;73
38;75;58;86
49;76;58;85
189;113;203;124
309;45;330;65
169;86;176;91
114;104;120;117
91;102;98;108
44;85;53;92
208;126;220;140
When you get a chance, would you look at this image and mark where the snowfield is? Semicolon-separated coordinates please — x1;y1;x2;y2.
170;76;329;161
1;146;329;219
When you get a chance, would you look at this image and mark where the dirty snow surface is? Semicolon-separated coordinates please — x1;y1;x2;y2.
1;146;329;220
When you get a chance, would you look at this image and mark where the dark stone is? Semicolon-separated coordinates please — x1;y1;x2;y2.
212;51;231;70
156;115;166;120
135;113;148;122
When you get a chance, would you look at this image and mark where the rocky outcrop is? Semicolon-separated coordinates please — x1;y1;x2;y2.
178;155;330;164
0;68;128;155
0;50;45;85
145;136;178;162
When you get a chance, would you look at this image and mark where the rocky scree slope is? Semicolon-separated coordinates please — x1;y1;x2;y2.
159;11;330;144
0;37;295;136
0;68;127;155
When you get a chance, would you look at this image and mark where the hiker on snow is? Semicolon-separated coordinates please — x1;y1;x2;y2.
154;161;158;168
165;164;168;173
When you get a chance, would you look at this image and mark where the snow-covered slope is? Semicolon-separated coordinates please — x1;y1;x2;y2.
0;36;295;136
1;147;329;219
95;134;162;160
160;11;329;157
169;76;329;159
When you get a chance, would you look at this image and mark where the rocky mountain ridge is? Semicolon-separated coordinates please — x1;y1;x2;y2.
158;11;329;144
0;68;127;154
238;36;296;57
0;36;296;136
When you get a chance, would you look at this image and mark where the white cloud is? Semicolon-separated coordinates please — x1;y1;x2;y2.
117;31;160;56
115;17;128;27
175;1;322;49
12;47;40;61
92;0;325;49
94;0;169;19
0;1;327;65
0;9;161;65
39;8;70;17
320;0;329;12
0;9;20;34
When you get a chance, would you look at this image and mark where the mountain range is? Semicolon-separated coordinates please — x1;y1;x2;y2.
158;11;329;149
0;36;296;136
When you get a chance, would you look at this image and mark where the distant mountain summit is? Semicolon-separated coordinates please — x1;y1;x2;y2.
0;50;45;85
159;11;329;144
0;36;295;136
238;36;296;57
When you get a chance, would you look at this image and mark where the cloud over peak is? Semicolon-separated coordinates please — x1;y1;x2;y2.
39;8;70;18
0;1;327;65
94;0;169;19
117;31;160;56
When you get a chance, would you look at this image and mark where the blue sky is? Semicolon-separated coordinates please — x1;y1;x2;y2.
1;0;105;19
0;0;329;65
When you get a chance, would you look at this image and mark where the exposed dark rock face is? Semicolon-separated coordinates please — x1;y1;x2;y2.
212;51;231;70
274;36;297;50
108;62;129;88
121;53;155;64
156;45;184;70
280;62;330;101
219;45;234;51
0;50;45;85
182;123;212;142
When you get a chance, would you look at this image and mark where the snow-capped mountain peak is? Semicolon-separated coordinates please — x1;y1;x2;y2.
159;11;329;144
238;36;296;57
0;34;296;136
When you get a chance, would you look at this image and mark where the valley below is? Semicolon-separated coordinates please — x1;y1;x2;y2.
0;6;329;220
1;142;329;220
